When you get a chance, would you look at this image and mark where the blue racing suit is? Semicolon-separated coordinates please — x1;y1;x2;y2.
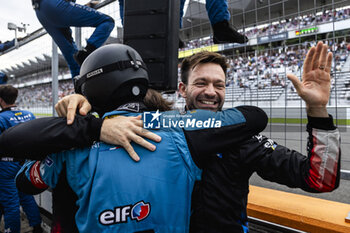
118;0;229;27
17;106;267;233
179;0;230;27
0;72;8;84
33;0;114;78
118;0;124;25
0;108;41;233
0;39;15;52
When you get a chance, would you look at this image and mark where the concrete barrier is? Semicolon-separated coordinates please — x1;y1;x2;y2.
247;185;350;233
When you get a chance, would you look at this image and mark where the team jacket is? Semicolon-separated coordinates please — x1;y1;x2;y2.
16;106;267;233
0;108;35;132
189;115;341;233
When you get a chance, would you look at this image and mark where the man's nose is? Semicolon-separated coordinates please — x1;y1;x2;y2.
204;84;216;97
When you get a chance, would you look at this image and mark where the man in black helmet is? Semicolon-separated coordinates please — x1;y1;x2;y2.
0;47;161;232
73;44;150;116
15;44;267;232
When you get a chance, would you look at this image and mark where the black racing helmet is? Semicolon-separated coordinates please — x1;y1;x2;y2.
74;44;149;115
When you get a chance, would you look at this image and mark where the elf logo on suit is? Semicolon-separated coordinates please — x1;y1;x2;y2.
99;201;151;225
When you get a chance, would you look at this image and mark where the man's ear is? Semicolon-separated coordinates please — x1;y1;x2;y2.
178;82;187;98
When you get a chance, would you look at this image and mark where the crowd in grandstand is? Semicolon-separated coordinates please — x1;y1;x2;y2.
246;7;350;38
226;40;350;88
17;80;74;108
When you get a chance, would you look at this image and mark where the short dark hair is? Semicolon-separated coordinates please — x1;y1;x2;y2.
0;85;18;104
180;51;228;84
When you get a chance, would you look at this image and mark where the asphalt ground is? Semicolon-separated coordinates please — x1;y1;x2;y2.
0;212;33;233
0;210;51;233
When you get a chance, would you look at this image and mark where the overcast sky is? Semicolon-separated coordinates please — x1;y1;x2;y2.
0;0;90;42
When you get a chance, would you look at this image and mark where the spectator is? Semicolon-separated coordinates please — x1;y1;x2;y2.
0;85;43;233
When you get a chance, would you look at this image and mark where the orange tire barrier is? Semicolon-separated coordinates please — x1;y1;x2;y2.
247;185;350;233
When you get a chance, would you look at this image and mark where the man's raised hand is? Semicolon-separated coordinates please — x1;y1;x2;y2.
287;41;333;117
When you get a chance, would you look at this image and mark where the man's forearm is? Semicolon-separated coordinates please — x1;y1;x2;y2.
0;114;102;160
305;114;340;192
184;106;268;168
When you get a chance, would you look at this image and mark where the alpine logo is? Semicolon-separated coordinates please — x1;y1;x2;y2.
99;201;150;225
45;157;53;167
